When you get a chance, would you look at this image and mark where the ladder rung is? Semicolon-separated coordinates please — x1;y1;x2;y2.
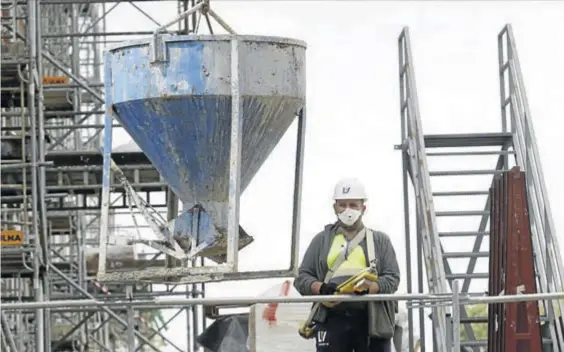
423;132;513;148
461;338;552;347
433;191;489;196
443;252;489;259
446;273;489;280
439;231;489;237
430;169;507;176
0;59;29;65
1;135;28;140
1;184;24;189
460;340;487;347
426;150;515;156
460;316;488;323
436;210;489;217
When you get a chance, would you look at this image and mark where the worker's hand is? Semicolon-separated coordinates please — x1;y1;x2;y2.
354;280;380;295
368;281;380;294
319;283;338;295
319;283;340;308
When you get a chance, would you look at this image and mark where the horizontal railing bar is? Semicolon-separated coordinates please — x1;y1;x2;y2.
2;291;563;311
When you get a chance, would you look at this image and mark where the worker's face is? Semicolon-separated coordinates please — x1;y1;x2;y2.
333;199;366;223
334;199;365;213
334;199;365;228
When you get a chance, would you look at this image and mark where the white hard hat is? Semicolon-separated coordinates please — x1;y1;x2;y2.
333;178;367;201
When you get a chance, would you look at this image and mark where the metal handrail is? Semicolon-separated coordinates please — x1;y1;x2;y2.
2;283;564;351
4;289;564;311
398;26;449;352
500;24;564;349
506;26;564;294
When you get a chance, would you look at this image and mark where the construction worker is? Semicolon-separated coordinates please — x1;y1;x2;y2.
294;178;401;352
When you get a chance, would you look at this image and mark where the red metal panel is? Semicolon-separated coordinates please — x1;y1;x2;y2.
506;168;543;351
488;167;542;352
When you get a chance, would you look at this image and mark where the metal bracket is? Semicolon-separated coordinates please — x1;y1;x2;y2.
150;33;168;64
394;141;408;151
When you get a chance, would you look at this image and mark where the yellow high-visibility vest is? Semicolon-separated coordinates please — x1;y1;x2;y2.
327;233;370;285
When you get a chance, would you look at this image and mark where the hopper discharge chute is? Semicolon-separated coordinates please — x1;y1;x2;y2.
97;34;306;282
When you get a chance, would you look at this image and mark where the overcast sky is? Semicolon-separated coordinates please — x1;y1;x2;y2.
104;1;564;350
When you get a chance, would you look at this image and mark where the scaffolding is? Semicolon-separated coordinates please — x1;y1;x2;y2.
398;25;564;352
1;1;209;351
2;1;563;351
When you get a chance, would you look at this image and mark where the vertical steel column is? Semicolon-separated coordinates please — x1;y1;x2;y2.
93;6;103;148
27;0;45;350
72;3;81;148
191;280;200;352
200;256;207;332
18;33;31;348
189;209;199;352
166;190;180;268
35;1;52;349
398;36;415;352
77;212;87;349
126;285;136;352
290;107;306;274
488;176;501;352
416;213;426;352
98;51;114;276
445;314;453;351
452;280;461;352
225;37;243;271
186;283;193;352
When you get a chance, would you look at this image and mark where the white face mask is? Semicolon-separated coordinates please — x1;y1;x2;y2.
337;208;362;227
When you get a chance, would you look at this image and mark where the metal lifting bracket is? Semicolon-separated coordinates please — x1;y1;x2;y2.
150;0;237;64
150;34;168;64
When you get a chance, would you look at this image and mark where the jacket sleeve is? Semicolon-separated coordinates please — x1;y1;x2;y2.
293;233;323;296
375;232;400;294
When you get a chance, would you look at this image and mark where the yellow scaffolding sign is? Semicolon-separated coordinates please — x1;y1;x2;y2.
1;230;24;246
43;76;69;85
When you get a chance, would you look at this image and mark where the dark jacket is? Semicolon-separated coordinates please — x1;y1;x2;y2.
293;223;401;336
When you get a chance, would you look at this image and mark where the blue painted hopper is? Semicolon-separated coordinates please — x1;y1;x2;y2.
105;35;306;262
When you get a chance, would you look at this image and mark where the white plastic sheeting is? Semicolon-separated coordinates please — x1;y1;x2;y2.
248;279;315;352
393;306;408;352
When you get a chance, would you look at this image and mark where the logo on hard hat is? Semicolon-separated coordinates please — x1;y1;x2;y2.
342;187;350;194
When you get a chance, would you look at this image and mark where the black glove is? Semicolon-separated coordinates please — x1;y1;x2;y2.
319;283;338;295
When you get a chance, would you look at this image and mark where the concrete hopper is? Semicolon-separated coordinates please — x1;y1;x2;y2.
98;34;306;280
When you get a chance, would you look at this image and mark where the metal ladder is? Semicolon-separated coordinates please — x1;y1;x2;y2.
498;24;564;352
398;25;564;352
